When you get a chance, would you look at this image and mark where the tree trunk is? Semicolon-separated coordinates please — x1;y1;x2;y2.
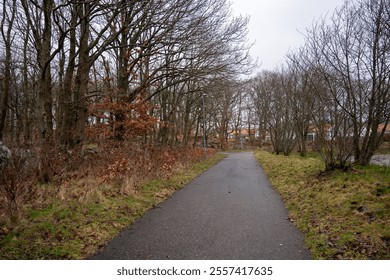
73;3;91;147
0;0;16;141
60;6;77;147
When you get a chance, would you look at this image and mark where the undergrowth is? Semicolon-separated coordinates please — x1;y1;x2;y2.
0;144;225;259
255;149;390;260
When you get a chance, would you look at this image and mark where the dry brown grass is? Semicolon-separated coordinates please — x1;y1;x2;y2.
0;143;223;259
0;142;216;221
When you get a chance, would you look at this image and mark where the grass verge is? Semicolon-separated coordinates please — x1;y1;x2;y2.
254;149;389;259
0;153;227;259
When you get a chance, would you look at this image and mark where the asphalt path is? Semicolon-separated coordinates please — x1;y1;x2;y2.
90;152;311;260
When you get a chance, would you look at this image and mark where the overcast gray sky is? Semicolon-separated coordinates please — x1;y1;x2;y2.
230;0;346;71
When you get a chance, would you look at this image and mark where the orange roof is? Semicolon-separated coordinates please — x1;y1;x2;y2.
378;123;390;132
307;124;332;133
228;129;256;136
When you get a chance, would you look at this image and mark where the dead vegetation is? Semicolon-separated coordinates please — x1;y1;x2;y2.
0;143;216;222
0;142;220;259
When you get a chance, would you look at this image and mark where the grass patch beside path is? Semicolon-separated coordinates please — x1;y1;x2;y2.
0;153;227;260
254;150;390;260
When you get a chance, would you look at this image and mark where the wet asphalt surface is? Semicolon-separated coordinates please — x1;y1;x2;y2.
90;152;311;260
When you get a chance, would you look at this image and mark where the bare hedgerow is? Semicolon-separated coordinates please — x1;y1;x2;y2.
0;153;35;222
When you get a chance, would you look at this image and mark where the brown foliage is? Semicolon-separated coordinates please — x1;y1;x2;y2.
87;97;157;141
0;140;216;222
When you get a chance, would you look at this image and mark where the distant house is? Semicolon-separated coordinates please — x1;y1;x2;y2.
305;122;390;142
378;123;390;134
227;128;256;141
264;131;271;142
306;124;332;142
378;123;390;141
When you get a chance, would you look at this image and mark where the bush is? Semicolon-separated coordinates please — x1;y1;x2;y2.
0;141;216;223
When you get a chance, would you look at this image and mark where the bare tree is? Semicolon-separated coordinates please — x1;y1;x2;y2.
0;0;253;151
21;0;56;145
303;0;390;166
286;52;315;157
0;0;17;141
250;73;271;147
250;71;296;155
69;0;252;146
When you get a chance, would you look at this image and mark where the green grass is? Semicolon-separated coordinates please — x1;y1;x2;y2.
0;153;227;259
254;149;390;260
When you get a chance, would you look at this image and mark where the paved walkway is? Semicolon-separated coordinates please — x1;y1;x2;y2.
370;155;390;167
90;152;311;260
